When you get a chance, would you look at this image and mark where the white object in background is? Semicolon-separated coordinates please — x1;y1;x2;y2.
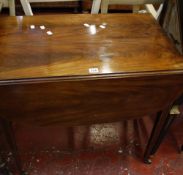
91;0;101;14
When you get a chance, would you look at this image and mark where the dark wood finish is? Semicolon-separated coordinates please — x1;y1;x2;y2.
0;14;183;80
0;14;183;169
0;74;183;126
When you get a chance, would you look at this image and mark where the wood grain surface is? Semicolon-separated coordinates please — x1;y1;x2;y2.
0;14;183;83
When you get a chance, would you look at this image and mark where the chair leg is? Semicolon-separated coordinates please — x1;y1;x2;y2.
143;108;170;164
20;0;33;16
8;0;16;16
91;0;101;14
0;118;24;175
101;0;109;14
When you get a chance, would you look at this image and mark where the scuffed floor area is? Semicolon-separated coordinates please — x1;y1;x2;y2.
0;116;183;175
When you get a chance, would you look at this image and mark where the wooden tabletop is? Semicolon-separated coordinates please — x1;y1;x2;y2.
0;14;183;82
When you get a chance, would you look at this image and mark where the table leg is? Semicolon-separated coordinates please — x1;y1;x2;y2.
0;118;25;175
150;113;175;155
143;108;170;164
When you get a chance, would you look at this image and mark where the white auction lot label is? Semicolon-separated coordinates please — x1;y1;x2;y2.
89;68;99;74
